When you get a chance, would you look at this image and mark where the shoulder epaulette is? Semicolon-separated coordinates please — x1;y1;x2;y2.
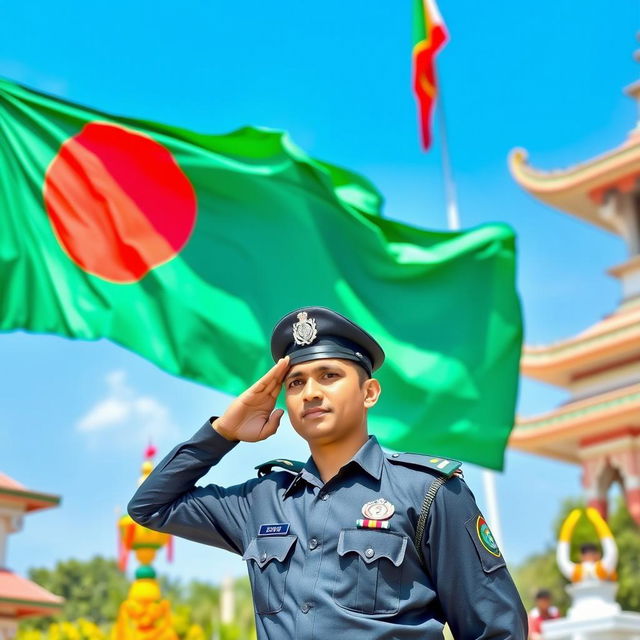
255;458;305;478
386;452;462;479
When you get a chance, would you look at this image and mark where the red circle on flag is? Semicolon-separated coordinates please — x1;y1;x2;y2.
43;121;197;283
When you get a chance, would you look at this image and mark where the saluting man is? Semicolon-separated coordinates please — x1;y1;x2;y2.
128;307;527;639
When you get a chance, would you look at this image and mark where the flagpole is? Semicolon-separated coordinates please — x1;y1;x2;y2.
436;91;460;231
482;467;504;549
436;80;505;552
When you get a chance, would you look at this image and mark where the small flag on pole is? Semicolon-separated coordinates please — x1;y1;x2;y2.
412;0;449;149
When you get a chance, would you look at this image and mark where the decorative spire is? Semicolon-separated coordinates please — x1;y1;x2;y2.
114;449;177;640
139;442;157;486
144;442;157;460
118;444;173;572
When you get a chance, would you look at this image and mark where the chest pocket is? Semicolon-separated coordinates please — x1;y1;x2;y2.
242;535;297;615
334;528;407;615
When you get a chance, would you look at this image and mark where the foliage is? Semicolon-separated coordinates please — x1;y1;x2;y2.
17;556;257;640
17;556;255;640
18;619;107;640
512;543;567;613
609;499;640;611
158;575;256;638
22;557;129;630
227;578;257;637
513;497;640;613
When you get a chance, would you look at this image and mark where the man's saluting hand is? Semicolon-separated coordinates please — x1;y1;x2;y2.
212;356;289;443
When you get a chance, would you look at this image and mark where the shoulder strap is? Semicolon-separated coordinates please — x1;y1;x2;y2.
414;475;448;570
255;458;305;477
387;452;462;478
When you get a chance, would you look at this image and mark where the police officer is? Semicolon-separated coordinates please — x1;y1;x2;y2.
128;307;528;639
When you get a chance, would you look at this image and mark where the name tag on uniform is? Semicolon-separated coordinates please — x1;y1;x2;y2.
258;523;290;536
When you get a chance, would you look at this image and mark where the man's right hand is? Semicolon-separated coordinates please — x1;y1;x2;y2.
212;356;290;443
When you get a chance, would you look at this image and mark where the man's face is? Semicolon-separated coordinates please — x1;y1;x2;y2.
283;358;380;445
581;549;601;563
535;597;552;613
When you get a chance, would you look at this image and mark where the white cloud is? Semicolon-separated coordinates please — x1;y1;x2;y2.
76;370;177;446
77;396;130;431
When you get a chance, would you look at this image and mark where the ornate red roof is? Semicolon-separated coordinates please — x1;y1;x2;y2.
0;474;24;491
0;569;63;618
509;134;640;233
0;473;60;513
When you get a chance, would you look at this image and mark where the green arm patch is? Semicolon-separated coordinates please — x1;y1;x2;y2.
255;458;305;477
465;514;506;573
387;452;462;478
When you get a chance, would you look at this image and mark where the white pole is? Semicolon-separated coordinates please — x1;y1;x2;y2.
436;81;505;552
482;468;504;550
220;574;235;625
436;90;460;231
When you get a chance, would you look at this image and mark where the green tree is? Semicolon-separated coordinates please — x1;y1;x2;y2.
514;497;640;613
158;575;256;639
609;500;640;611
22;556;130;630
158;576;221;637
230;578;257;636
513;545;567;613
21;556;257;638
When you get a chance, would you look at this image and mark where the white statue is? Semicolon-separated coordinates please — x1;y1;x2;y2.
556;507;618;583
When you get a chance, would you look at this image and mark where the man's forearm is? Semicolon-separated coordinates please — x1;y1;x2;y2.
127;419;238;528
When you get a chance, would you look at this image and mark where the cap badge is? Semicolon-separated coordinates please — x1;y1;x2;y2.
361;498;395;521
292;311;318;346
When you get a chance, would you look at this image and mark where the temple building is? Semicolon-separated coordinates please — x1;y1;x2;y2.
0;473;63;640
508;62;640;524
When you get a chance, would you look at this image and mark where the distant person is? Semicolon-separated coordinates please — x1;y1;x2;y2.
528;589;560;639
557;507;618;583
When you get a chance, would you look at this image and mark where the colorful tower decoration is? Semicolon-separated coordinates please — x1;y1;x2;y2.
114;447;177;640
0;472;63;640
509;45;640;524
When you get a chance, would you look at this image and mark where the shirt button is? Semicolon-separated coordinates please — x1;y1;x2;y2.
301;602;312;613
309;538;319;550
260;552;267;563
320;493;329;501
392;453;399;458
365;547;375;559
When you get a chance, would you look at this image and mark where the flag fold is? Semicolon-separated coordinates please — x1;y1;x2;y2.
0;78;522;469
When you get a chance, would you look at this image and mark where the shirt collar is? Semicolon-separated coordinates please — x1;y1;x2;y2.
283;435;384;498
350;435;384;480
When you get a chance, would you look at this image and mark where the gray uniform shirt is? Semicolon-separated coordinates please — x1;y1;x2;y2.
128;421;527;640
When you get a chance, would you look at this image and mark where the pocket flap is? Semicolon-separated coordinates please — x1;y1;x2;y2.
337;529;407;566
242;535;297;569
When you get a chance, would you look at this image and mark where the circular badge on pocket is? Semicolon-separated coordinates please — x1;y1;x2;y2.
362;498;395;520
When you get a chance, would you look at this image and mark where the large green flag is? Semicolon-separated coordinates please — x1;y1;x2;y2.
0;78;522;470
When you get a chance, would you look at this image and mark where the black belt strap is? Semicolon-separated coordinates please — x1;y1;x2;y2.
415;475;448;571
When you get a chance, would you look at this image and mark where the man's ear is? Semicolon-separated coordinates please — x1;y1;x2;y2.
363;378;381;408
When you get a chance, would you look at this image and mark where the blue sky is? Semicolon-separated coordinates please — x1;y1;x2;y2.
1;1;638;584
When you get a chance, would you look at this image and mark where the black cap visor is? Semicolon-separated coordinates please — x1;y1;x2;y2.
285;342;373;376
